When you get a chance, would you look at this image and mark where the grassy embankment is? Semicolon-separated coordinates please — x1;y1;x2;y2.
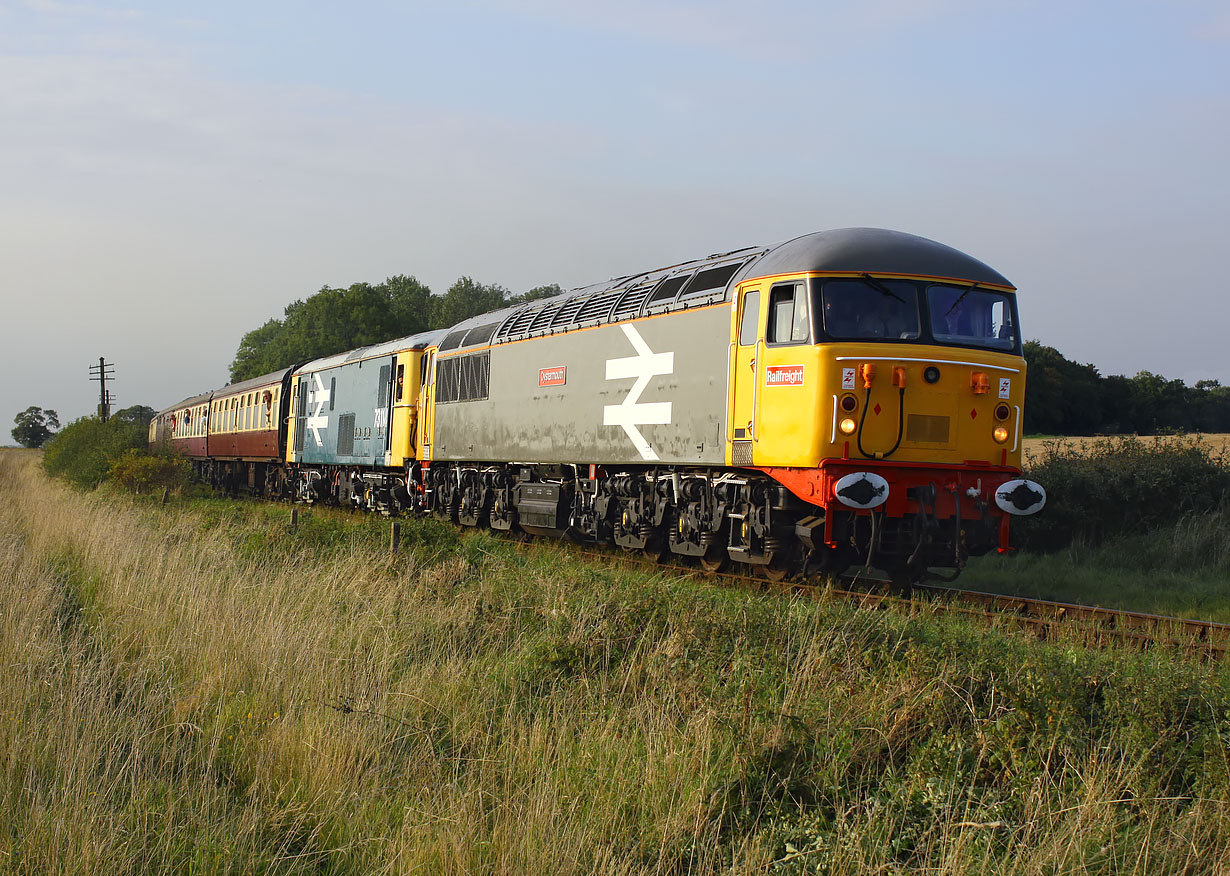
963;435;1230;622
3;447;1230;874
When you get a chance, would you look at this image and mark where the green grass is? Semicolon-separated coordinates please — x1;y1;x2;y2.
961;508;1230;621
4;448;1230;874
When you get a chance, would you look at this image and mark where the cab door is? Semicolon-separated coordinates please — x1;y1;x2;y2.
417;348;437;462
388;353;416;467
728;284;763;465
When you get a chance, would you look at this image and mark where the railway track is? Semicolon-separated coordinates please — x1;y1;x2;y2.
520;539;1230;659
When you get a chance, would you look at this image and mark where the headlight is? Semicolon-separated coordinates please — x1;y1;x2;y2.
839;417;857;435
992;425;1009;444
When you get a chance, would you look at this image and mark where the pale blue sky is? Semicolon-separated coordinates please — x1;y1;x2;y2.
2;0;1228;425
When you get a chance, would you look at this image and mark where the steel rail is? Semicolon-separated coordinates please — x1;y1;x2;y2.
512;538;1229;659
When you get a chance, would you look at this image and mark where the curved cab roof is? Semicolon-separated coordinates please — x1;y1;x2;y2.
437;227;1012;353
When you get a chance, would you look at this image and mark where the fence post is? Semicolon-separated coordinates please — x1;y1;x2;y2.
391;521;401;554
161;488;170;505
290;508;299;531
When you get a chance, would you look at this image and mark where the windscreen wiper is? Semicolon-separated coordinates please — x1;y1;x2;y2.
859;273;906;303
944;282;979;316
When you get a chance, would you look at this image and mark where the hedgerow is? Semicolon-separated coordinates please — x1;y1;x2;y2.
1016;436;1230;552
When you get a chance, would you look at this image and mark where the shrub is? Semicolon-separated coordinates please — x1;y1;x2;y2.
108;449;192;494
1016;435;1230;552
42;416;147;489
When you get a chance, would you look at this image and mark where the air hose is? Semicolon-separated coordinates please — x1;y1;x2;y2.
856;385;906;460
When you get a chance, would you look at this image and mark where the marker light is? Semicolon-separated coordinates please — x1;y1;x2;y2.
840;394;858;413
993;425;1010;444
839;417;857;435
994;403;1011;421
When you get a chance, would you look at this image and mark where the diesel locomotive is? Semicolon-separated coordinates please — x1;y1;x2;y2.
151;228;1045;582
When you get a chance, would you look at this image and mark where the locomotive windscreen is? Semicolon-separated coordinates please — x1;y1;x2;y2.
812;277;1019;353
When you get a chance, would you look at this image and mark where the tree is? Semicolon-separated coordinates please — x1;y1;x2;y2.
113;405;156;428
230;318;287;384
11;406;60;448
387;274;434;337
42;416;146;489
229;275;442;382
510;283;564;305
431;277;511;328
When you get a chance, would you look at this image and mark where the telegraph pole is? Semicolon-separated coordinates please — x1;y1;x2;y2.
89;358;115;421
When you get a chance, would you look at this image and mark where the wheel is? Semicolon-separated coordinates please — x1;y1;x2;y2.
642;540;667;563
761;560;792;583
887;568;918;596
699;548;727;573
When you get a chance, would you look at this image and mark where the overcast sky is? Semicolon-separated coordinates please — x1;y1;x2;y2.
2;0;1228;429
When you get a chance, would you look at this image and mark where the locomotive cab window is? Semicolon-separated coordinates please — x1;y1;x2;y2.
816;278;920;341
767;283;810;345
927;285;1018;351
738;290;760;346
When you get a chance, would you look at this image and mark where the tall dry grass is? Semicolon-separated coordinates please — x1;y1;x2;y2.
3;447;1230;874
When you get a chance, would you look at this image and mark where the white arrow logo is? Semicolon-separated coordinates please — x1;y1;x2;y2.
604;324;673;461
306;373;331;448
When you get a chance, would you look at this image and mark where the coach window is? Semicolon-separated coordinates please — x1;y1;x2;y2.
738;290;760;346
396;364;405;402
767;283;810;345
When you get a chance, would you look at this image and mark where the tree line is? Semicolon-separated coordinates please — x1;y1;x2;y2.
229;276;561;383
1023;341;1230;435
10;282;1230;450
230;272;1230;437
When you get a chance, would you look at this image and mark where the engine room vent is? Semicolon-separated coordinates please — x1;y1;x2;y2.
439;329;469;351
611;284;654;320
462;322;499;347
680;262;745;298
573;289;624;324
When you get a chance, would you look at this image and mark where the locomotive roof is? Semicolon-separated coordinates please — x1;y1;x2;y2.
213;367;296;398
736;228;1014;289
296;328;449;374
435;227;1012;353
160;390;212;415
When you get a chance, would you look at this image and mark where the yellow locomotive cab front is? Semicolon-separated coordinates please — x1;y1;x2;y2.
728;266;1044;579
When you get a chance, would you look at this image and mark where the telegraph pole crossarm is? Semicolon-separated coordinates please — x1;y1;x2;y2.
89;357;116;422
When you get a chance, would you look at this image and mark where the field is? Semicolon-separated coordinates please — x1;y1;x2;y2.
3;447;1230;874
1022;433;1230;457
962;433;1230;622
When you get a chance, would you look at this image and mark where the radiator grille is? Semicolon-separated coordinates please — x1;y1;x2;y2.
732;440;753;466
337;413;356;456
436;352;491;403
906;414;950;444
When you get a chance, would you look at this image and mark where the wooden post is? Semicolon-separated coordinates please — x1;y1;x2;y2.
390;521;401;554
161;488;169;505
290;508;299;531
